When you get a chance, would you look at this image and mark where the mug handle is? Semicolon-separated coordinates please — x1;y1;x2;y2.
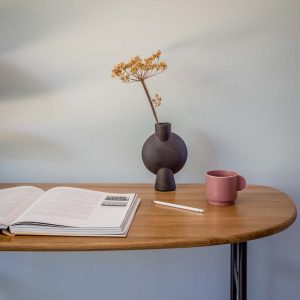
237;175;246;191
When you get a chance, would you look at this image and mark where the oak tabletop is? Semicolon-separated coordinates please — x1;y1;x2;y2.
0;183;297;251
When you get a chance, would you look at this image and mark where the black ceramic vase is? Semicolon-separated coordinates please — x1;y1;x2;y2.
142;122;188;191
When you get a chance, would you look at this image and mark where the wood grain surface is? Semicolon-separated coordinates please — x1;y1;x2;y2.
0;184;297;251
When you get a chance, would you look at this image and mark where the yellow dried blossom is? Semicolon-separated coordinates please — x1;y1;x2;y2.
111;50;167;124
111;50;167;82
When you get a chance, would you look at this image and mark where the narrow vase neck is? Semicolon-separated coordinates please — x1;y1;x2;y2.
155;123;171;141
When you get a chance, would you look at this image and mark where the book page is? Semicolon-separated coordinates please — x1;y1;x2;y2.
0;186;44;227
13;187;136;228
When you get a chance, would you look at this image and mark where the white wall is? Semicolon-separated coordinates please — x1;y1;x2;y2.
0;0;299;299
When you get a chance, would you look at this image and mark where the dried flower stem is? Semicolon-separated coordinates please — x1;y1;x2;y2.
141;80;159;123
111;50;167;124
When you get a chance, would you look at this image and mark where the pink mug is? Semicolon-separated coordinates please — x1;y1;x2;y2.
205;170;246;206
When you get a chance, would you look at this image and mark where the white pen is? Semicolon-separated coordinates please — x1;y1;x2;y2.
153;200;204;213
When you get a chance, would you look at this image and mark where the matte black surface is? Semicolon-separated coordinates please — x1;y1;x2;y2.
155;167;176;191
231;243;237;299
142;123;187;191
230;242;247;300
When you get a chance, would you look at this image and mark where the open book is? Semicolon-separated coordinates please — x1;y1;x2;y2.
0;186;140;237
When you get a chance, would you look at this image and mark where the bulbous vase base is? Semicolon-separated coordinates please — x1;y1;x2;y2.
155;168;176;191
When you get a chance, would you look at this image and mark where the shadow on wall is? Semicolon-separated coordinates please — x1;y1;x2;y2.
0;61;51;100
0;0;91;54
181;129;217;181
0;130;70;162
0;1;99;100
166;21;259;51
165;21;263;87
266;227;300;299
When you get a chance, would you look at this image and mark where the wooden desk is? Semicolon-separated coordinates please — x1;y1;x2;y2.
0;184;297;300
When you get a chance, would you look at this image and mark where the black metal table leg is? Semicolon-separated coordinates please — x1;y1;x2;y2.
231;243;237;299
230;242;247;300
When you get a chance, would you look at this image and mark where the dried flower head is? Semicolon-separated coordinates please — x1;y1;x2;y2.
111;50;167;82
112;50;167;124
